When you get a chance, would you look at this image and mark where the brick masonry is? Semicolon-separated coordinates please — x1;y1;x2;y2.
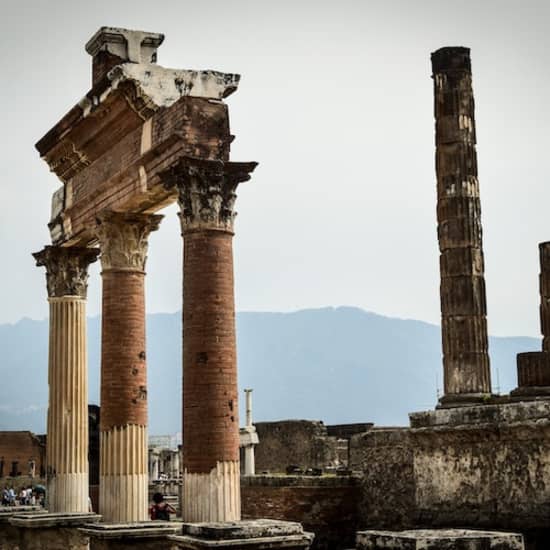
182;230;239;473
100;271;147;430
241;476;359;550
0;432;45;480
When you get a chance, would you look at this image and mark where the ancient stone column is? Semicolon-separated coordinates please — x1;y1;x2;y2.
33;245;99;512
161;156;257;522
515;242;550;392
95;211;162;523
432;47;492;404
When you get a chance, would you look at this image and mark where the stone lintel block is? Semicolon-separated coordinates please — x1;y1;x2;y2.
410;400;550;428
517;351;550;387
170;520;313;549
9;512;101;528
356;529;524;550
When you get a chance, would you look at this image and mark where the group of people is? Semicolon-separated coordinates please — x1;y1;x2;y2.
1;486;43;507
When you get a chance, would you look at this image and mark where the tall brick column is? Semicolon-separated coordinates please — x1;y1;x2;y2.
95;211;162;522
432;47;492;405
33;245;99;512
162;157;257;522
515;242;550;393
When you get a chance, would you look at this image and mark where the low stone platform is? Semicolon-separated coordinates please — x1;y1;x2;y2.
356;529;524;549
169;519;314;549
0;507;44;550
80;521;183;549
8;512;101;550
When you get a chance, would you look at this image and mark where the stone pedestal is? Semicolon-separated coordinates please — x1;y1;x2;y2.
356;529;524;549
8;512;100;550
431;47;492;405
169;520;314;549
95;212;162;523
0;507;44;550
80;522;181;550
34;246;99;512
161;157;257;522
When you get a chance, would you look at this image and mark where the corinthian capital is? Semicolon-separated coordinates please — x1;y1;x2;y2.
95;211;163;272
33;246;99;299
160;157;258;233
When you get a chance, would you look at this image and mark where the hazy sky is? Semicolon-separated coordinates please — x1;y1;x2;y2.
1;0;549;336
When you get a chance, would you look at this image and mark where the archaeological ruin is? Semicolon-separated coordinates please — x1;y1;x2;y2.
0;26;548;550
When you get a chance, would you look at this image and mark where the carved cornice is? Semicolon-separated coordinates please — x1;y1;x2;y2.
33;246;99;299
95;211;163;272
160;157;258;233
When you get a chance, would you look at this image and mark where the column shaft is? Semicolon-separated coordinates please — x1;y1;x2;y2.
34;246;98;513
182;230;240;522
96;211;162;523
47;297;89;512
160;156;257;522
432;47;491;401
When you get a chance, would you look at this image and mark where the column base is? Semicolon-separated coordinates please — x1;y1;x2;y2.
183;461;240;522
510;385;550;398
48;473;89;513
436;392;494;408
80;521;182;550
356;529;524;549
9;512;101;550
169;520;314;549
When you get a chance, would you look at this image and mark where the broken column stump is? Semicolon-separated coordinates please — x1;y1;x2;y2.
514;242;550;397
356;529;524;550
169;520;314;549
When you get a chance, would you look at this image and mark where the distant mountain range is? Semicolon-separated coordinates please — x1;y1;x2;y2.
0;307;539;434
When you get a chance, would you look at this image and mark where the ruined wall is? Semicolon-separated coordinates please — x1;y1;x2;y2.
241;475;359;550
349;403;550;550
254;421;339;472
0;432;45;480
350;428;415;529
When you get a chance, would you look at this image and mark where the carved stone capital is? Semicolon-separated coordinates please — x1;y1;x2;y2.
95;211;163;272
160;157;258;233
33;246;99;299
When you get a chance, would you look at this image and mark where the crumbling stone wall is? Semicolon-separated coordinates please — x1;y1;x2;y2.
349;403;550;550
254;421;339;472
350;428;415;529
241;475;359;550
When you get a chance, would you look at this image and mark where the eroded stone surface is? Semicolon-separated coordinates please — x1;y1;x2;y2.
356;529;524;549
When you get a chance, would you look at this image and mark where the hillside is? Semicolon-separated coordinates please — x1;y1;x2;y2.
0;307;539;434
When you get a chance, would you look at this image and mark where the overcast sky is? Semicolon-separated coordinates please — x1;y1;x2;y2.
1;0;549;337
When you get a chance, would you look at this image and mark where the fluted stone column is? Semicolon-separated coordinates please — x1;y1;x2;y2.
432;47;492;405
33;245;99;512
162;156;257;522
515;242;550;393
95;211;162;522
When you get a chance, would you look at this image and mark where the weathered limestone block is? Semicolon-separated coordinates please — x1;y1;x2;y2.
169;520;314;549
80;522;181;550
9;513;100;550
356;529;524;550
